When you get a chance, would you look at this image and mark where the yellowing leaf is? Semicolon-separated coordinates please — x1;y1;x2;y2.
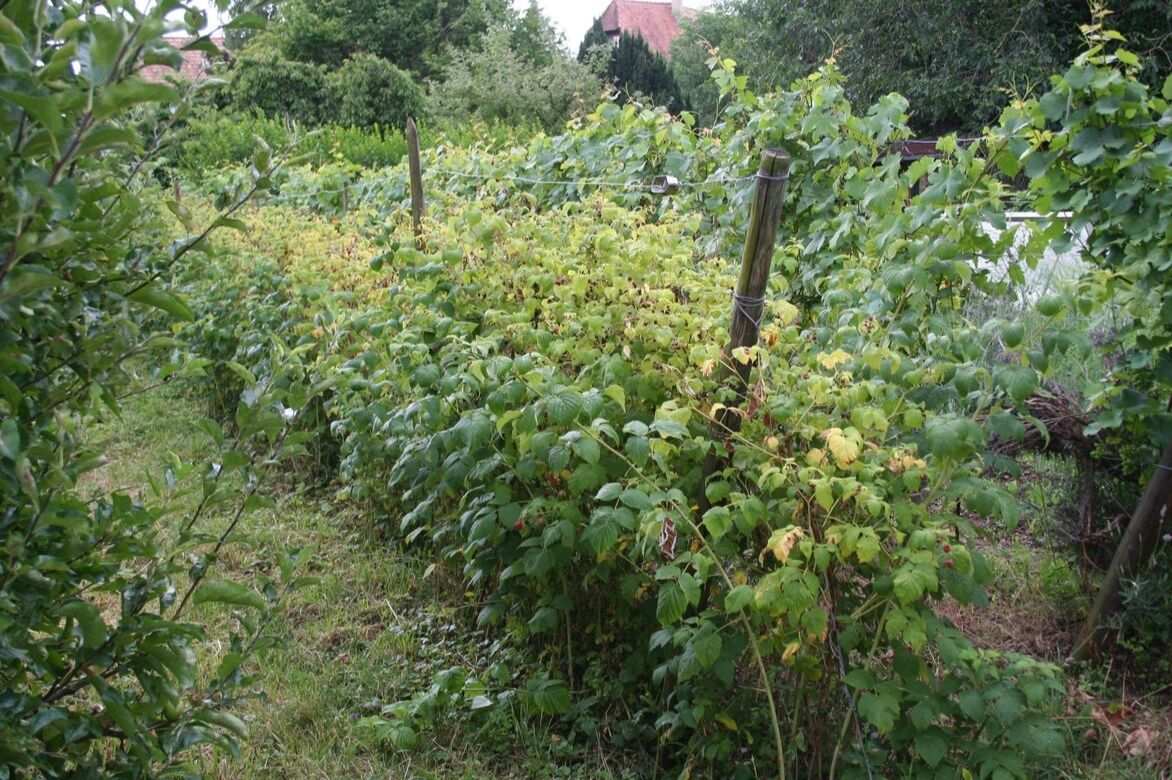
817;349;851;370
767;526;805;563
886;451;926;473
806;448;826;466
782;641;801;663
715;712;739;731
731;346;754;365
774;300;799;326
822;428;860;467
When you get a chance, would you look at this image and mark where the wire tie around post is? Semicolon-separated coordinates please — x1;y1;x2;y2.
731;291;766;331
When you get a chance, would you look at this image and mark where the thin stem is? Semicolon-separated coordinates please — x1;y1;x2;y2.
173;428;287;620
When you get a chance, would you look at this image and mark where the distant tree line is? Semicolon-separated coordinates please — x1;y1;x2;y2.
214;0;1170;136
216;0;601;132
669;0;1172;134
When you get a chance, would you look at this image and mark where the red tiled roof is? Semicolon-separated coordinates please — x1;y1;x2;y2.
140;36;225;83
599;1;696;57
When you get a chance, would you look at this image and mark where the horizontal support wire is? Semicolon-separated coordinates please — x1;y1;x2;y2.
256;169;766;204
430;168;760;190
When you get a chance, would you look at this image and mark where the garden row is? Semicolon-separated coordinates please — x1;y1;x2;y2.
173;39;1172;775
5;3;1169;775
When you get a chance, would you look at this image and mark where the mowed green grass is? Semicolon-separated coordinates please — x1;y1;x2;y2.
84;383;625;779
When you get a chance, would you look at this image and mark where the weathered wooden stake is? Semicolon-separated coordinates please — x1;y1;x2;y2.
696;148;791;780
711;148;791;441
406;117;425;249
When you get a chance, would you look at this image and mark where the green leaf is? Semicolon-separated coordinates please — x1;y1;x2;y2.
619;488;652;510
678;571;701;606
0;419;20;459
225;361;257;387
193;580;266;610
197;710;249;740
568;462;606;495
692;628;722;668
0;13;26;45
546;388;583;425
650;419;688;439
724;585;754;613
571;435;600;465
800;606;828;637
595;482;621;501
990;687;1025;725
958;690;985;721
994;366;1037;404
128;284;195;321
0;90;64;138
59;601;107;649
603;384;626;410
624;435;650;466
704;480;731;503
95;78;178;119
98;682;141;740
1036;294;1063;317
813;479;834;511
656;582;687;625
987;411;1025;442
915;729;948;767
843;668;876;689
527;678;570;714
893;569;925;605
225;11;268;29
411;363;441;387
738;495;766;531
858;689;900;734
925;417;984;462
1038;90;1067;121
1001;321;1024;349
582;515;618;555
855;529;881;563
701;506;731;539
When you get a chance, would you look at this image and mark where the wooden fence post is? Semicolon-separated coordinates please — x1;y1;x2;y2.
406;117;425;249
698;148;790;520
711;148;791;441
698;145;792;780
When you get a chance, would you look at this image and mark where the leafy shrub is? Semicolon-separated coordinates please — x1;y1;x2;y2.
181;53;1093;776
174;111;412;177
175;17;1172;777
227;50;337;124
0;1;328;775
429;24;600;131
307;123;409;168
174;110;295;177
328;53;423;130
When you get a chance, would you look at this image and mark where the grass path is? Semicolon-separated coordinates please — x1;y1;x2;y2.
85;383;588;779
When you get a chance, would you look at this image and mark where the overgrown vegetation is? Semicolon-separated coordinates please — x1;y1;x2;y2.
0;0;318;775
4;0;1172;777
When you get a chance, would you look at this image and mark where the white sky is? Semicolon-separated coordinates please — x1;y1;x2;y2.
517;0;713;53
